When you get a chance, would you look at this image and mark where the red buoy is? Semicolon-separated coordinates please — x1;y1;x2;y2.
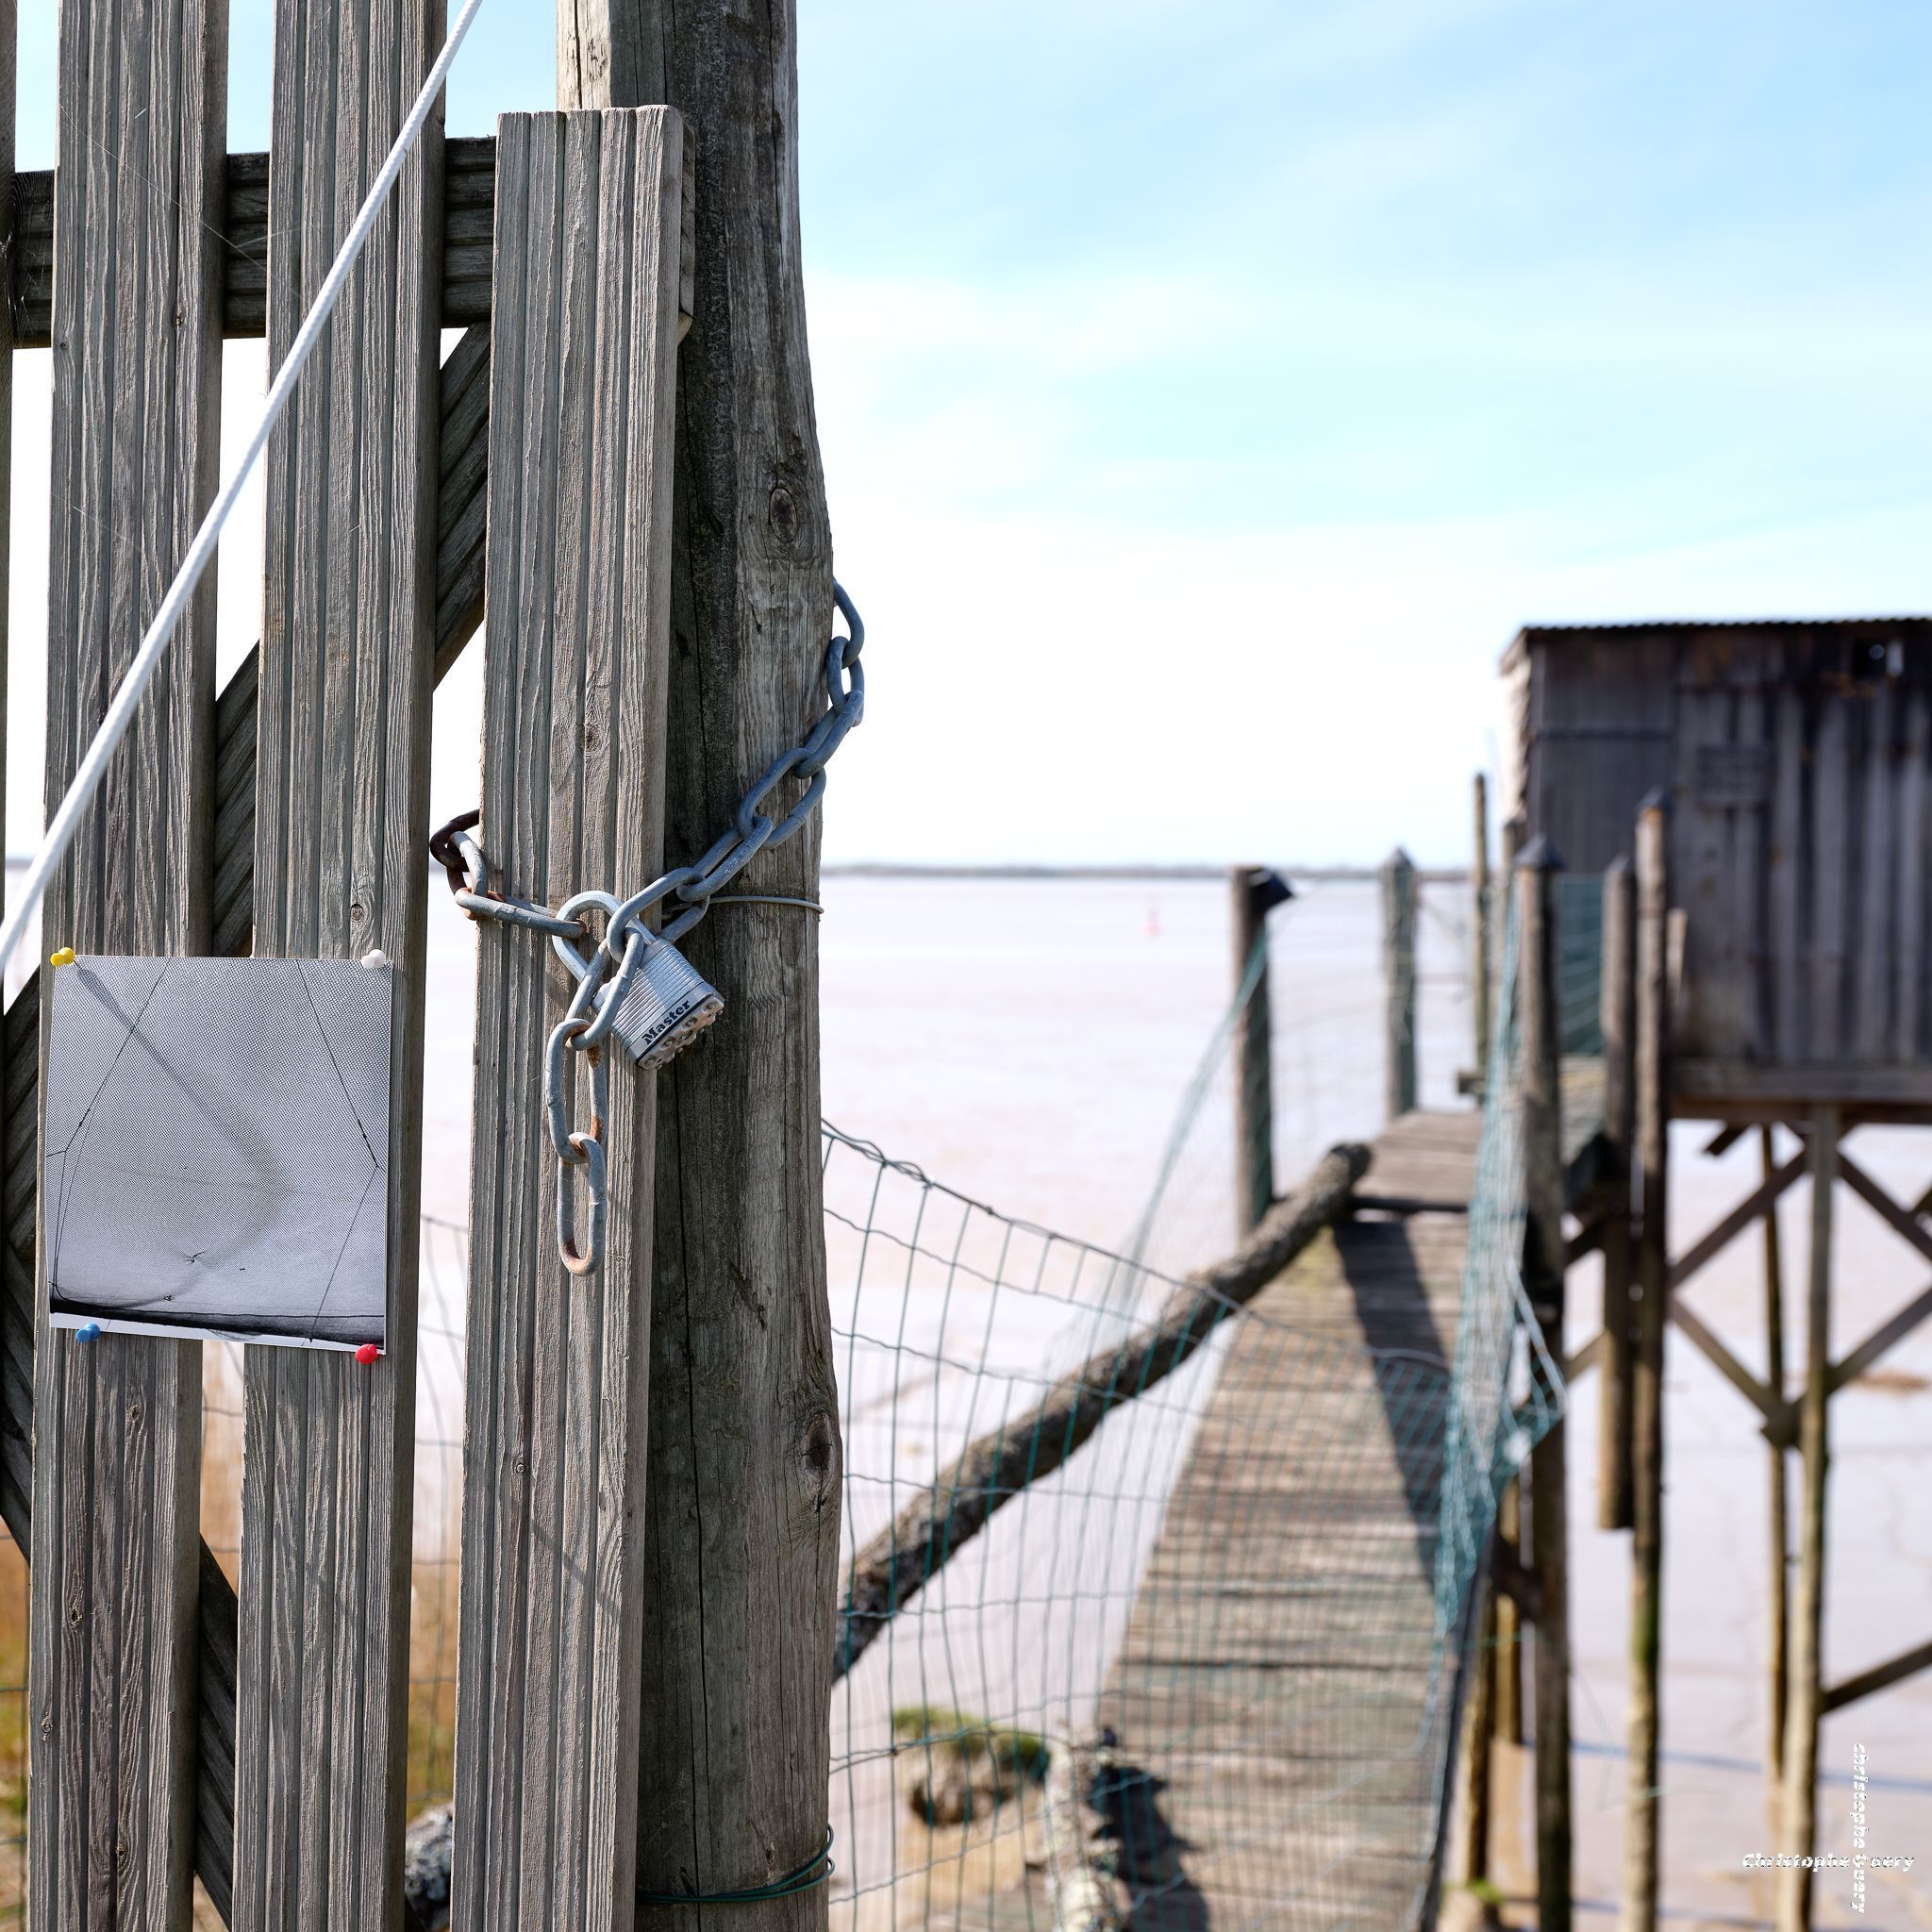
355;1342;380;1366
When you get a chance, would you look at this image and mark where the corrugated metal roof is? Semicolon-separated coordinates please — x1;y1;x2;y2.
1500;615;1932;670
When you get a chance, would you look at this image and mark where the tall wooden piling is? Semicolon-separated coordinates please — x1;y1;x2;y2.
1231;866;1290;1231
558;5;846;1922
1775;1108;1837;1932
1598;857;1636;1531
1454;1571;1497;1910
1623;795;1671;1932
233;0;444;1919
1383;847;1419;1122
1517;839;1572;1932
27;4;226;1923
449;108;688;1932
1472;775;1492;1083
1762;1124;1789;1799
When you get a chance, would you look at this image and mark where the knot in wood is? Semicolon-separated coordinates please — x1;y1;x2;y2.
767;484;801;548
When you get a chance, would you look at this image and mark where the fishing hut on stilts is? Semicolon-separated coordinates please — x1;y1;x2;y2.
1456;617;1932;1932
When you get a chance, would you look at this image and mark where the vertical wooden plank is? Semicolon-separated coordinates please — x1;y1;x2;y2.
28;1;226;1925
233;0;444;1924
1894;690;1927;1063
1472;774;1492;1085
1382;847;1418;1121
1774;1108;1836;1932
1852;687;1893;1063
1597;857;1635;1532
1623;793;1671;1932
450;107;686;1932
1491;1479;1523;1745
1516;840;1571;1932
1229;867;1285;1232
1807;700;1849;1064
0;0;22;1562
1770;687;1806;1063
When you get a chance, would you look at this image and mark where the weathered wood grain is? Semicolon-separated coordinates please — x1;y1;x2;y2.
1514;622;1932;1092
1623;796;1671;1932
1230;867;1282;1230
232;1;444;1924
0;310;491;1921
1596;858;1635;1532
1381;849;1418;1122
558;8;847;1924
1774;1108;1836;1932
1094;1113;1474;1930
1516;846;1572;1932
28;1;226;1925
11;139;496;346
0;0;19;1569
450;106;686;1932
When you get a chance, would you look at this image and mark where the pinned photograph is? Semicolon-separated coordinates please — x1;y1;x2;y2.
42;954;391;1351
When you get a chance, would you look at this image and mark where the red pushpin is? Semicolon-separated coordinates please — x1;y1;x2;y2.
355;1342;380;1367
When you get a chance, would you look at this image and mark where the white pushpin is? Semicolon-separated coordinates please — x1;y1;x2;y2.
360;949;391;971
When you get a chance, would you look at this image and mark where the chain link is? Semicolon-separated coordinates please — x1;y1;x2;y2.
428;582;864;1274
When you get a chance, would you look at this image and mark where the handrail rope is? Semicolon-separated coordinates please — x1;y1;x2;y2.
0;0;487;987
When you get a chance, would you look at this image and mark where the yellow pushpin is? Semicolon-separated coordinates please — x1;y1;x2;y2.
48;948;75;968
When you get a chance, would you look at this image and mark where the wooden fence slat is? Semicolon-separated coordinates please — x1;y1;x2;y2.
27;1;227;1925
0;315;490;1923
450;106;686;1932
11;139;497;346
0;0;19;1557
232;0;445;1923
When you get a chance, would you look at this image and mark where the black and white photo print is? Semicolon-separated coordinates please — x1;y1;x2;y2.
42;954;391;1350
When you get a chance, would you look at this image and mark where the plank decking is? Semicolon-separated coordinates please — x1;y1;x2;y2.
1093;1088;1603;1932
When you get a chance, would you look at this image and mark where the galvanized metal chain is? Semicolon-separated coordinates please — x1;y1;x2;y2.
429;583;864;1275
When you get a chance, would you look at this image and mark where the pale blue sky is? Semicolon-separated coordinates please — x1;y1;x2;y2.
9;4;1931;865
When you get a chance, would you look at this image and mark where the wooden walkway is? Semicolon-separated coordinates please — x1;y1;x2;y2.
1093;1082;1604;1932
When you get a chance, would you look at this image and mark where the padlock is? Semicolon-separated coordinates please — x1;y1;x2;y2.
594;933;724;1069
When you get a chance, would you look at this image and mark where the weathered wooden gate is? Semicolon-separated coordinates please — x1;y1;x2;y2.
0;3;841;1927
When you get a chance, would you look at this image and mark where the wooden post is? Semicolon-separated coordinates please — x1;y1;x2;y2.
0;0;21;1545
1491;806;1533;1752
1623;794;1671;1932
1763;1124;1789;1801
449;108;688;1932
1517;839;1572;1932
28;3;225;1924
1383;846;1419;1122
1598;857;1637;1531
1231;866;1290;1232
558;5;846;1919
232;0;442;1920
1455;1570;1497;1914
1775;1108;1837;1932
1492;1479;1524;1745
1472;775;1492;1083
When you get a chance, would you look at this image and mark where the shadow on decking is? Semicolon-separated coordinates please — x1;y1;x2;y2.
1333;1214;1453;1572
1090;1743;1209;1932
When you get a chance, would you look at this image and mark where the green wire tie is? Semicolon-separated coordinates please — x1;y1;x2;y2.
638;1827;834;1907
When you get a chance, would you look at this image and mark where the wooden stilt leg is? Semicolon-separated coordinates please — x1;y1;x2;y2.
1518;841;1572;1932
1622;794;1670;1932
1456;1572;1497;1918
1762;1124;1789;1808
1775;1107;1837;1932
1494;1479;1524;1745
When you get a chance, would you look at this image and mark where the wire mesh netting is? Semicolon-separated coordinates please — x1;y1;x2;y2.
0;872;1560;1931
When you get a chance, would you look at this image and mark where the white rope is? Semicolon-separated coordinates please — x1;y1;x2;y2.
0;0;487;984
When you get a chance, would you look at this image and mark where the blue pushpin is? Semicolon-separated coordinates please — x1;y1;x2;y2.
75;1322;101;1343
